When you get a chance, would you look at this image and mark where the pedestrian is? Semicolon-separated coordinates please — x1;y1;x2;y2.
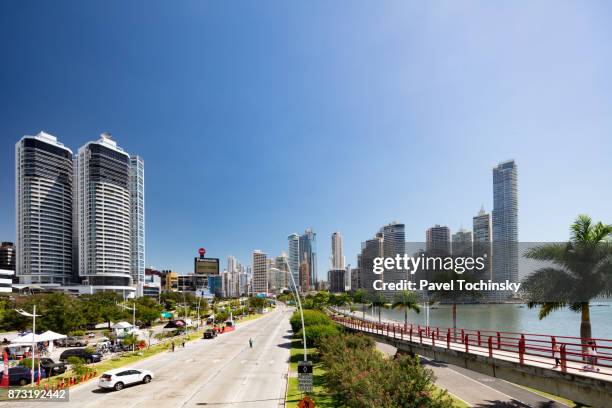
171;341;175;352
249;338;253;348
182;340;185;348
553;344;560;367
587;341;599;372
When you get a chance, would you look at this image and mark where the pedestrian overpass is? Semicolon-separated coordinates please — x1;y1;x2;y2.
330;314;612;408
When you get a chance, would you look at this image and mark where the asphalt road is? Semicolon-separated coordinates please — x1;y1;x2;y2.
1;306;292;408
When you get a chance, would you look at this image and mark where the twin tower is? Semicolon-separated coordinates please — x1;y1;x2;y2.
15;131;145;296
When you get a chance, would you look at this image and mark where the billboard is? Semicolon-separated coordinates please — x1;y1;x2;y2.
194;257;220;275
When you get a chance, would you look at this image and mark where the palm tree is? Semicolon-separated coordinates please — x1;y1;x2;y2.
429;269;481;340
391;290;420;326
352;289;369;319
369;292;389;324
524;215;612;353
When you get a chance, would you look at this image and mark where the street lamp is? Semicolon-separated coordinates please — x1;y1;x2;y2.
15;306;41;386
281;259;308;362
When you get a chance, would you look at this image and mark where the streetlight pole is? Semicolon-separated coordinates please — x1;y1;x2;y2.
15;306;41;386
283;259;308;362
119;302;137;352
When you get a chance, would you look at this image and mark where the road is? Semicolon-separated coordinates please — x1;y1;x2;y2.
2;306;292;408
377;342;568;408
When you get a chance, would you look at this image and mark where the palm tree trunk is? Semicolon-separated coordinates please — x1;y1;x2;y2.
378;306;381;323
404;307;408;326
581;302;592;358
362;304;365;319
452;303;457;342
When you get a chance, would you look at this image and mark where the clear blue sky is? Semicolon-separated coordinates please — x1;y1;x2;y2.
1;1;611;278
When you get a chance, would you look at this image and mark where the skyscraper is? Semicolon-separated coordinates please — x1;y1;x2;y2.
252;250;267;293
451;228;473;257
299;228;317;287
473;206;492;281
15;132;74;285
331;231;344;270
129;155;145;296
0;242;16;271
380;222;406;298
359;233;383;294
426;225;451;256
492;160;519;299
75;133;135;294
287;233;299;289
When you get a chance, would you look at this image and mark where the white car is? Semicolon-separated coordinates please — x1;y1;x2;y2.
98;368;154;391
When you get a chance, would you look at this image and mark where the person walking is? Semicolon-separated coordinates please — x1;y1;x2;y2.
182;340;185;348
171;341;175;352
249;338;253;349
553;344;561;368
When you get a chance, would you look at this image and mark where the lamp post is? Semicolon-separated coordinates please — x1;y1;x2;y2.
282;259;308;362
119;301;137;352
15;306;41;386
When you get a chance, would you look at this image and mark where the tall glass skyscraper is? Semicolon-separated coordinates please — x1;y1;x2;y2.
75;133;135;294
287;233;299;289
299;228;317;287
130;155;145;296
331;231;344;270
492;160;518;299
15;132;74;285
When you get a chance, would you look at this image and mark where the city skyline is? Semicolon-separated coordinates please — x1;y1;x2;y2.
1;2;611;278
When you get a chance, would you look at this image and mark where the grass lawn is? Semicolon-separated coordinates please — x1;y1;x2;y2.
286;338;335;408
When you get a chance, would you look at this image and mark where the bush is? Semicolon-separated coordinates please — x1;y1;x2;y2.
296;323;340;347
289;310;332;333
319;333;454;408
70;330;86;337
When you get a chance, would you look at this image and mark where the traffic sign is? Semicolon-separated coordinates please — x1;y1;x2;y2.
298;361;313;392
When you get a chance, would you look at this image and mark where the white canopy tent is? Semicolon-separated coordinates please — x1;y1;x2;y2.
9;331;66;353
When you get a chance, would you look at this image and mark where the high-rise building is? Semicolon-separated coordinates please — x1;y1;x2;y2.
299;229;317;287
252;250;267;293
15;132;74;285
129;155;145;296
328;269;346;293
359;234;383;294
451;228;473;257
75;133;135;294
298;257;310;293
227;256;237;273
426;225;451;256
287;233;299;290
380;222;406;296
492;160;519;298
350;266;361;291
331;232;344;270
473;206;492;281
0;242;16;271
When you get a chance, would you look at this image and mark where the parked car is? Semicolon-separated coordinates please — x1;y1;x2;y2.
98;368;154;391
38;358;67;377
59;348;101;364
203;329;217;339
8;366;46;386
56;336;88;347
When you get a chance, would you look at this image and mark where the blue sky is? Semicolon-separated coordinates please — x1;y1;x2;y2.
1;1;611;278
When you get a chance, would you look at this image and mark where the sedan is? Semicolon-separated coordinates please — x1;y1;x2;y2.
98;368;154;391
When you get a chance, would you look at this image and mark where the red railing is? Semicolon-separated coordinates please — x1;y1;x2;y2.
330;313;612;378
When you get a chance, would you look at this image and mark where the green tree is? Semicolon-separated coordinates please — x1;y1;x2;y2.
523;215;612;353
351;289;370;319
391;290;420;326
368;292;388;323
135;296;163;326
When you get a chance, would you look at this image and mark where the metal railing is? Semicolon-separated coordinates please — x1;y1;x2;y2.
330;313;612;378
